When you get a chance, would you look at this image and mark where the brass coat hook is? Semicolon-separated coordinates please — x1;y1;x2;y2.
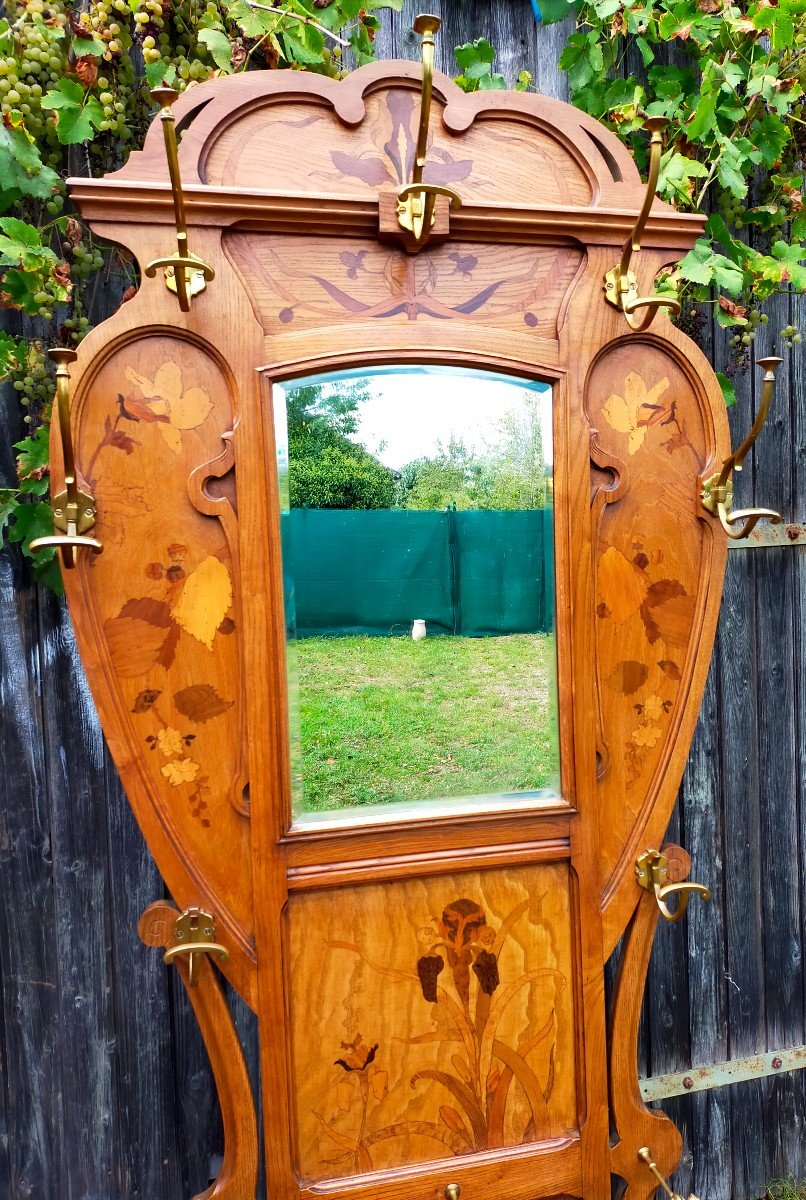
604;117;681;332
635;849;711;923
396;14;461;252
144;87;215;311
30;348;103;569
162;906;229;987
638;1147;700;1200
701;356;783;539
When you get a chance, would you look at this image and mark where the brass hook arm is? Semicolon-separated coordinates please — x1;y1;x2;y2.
145;88;214;311
638;1147;701;1200
619;117;667;278
702;356;783;537
635;849;711;924
623;290;681;332
30;348;102;570
396;15;460;251
604;117;680;331
411;14;439;189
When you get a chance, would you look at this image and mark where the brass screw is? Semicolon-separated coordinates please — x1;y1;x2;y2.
445;1186;461;1200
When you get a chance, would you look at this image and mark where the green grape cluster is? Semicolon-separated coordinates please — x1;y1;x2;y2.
728;308;769;350
11;342;54;421
780;324;802;349
0;0;66;155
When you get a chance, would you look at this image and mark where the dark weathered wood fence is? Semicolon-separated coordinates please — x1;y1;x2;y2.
1;3;804;1197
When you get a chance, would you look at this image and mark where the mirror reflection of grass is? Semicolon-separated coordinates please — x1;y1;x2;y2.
295;633;558;811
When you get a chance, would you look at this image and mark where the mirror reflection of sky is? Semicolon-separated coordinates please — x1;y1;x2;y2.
352;372;553;471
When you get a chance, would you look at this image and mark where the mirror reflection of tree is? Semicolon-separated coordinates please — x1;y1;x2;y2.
288;382;548;513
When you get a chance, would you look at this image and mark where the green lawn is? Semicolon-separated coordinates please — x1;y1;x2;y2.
289;633;559;814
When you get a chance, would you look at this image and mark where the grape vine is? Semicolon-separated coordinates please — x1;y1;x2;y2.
0;3;803;594
0;0;399;590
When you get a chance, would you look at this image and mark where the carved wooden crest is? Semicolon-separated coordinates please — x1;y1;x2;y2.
47;47;733;1200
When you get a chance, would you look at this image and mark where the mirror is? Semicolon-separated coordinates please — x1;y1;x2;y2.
274;367;560;825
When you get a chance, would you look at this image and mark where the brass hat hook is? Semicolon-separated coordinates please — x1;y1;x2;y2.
144;88;215;312
30;348;103;569
701;356;783;539
638;1146;700;1200
604;117;681;332
635;849;711;924
396;14;461;252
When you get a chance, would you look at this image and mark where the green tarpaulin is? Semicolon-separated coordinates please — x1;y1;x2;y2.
283;509;553;638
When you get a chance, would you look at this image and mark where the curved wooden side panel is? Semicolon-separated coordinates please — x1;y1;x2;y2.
55;223;268;1007
139;902;259;1200
569;253;729;953
609;847;693;1198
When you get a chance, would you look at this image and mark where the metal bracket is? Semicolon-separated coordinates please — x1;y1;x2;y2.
162;906;229;987
635;849;711;923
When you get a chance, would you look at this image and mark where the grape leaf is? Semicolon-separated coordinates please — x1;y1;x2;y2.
0;217;56;269
0;115;60;206
41;79;106;144
716;373;737;408
198;28;233;72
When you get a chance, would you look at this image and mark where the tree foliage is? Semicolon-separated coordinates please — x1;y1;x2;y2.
0;0;400;586
287;379;395;510
552;0;805;397
402;397;549;512
0;0;802;586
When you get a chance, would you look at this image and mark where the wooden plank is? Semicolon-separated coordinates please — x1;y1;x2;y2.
168;968;224;1197
712;341;768;1199
104;762;184;1199
0;554;66;1200
38;590;119;1198
754;299;806;1182
0;347;66;1200
791;284;806;1186
682;656;731;1200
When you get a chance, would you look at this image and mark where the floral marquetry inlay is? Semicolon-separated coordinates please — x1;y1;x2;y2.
287;867;576;1184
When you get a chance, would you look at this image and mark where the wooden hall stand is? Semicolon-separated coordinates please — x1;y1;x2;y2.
35;23;775;1200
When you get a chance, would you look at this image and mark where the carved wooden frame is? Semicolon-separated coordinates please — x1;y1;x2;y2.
55;61;730;1200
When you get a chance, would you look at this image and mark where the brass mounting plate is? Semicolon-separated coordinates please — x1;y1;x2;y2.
52;486;97;535
165;252;209;301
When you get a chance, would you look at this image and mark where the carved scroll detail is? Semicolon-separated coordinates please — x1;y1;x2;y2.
139;901;259;1200
189;431;249;817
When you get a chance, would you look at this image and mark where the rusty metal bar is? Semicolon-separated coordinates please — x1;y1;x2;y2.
640;1044;806;1101
727;522;806;549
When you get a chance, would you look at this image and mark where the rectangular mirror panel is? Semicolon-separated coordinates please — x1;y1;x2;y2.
274;367;559;826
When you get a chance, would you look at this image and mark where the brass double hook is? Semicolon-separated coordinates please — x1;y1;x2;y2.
163;906;229;988
144;88;215;312
701;356;783;539
30;348;103;570
639;1147;700;1200
396;15;461;252
635;849;711;924
604;117;681;332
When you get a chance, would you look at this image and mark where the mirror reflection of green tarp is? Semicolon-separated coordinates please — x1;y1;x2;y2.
283;508;554;638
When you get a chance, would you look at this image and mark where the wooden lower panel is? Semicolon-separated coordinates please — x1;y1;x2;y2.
286;865;578;1187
